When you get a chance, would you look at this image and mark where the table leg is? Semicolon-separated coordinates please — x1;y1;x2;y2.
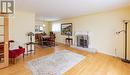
34;44;35;54
65;39;67;45
30;44;32;54
26;45;28;56
69;40;70;46
71;39;73;45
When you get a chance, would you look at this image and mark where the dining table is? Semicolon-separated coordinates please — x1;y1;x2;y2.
42;36;50;39
42;36;51;46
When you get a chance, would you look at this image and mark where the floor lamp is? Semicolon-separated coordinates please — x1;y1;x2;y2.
116;20;130;63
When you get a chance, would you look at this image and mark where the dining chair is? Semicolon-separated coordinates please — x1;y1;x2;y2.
49;34;56;46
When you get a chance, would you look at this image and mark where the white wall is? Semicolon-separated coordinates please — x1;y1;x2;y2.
9;10;35;51
51;6;130;59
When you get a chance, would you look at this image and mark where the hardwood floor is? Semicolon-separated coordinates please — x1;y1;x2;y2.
0;44;130;75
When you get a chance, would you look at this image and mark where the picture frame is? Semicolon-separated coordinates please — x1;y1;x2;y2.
61;23;72;36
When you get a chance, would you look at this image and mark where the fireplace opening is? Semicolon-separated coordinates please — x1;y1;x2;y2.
80;39;88;48
77;35;89;48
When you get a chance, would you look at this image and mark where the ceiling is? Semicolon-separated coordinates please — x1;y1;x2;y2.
15;0;130;21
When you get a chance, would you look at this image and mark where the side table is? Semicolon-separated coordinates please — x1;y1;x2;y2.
65;38;73;46
26;42;36;55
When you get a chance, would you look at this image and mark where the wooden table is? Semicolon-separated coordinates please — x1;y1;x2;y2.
42;36;50;39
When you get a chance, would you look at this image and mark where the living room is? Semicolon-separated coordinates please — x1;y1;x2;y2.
0;0;130;75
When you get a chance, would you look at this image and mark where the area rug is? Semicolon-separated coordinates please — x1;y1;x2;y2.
27;50;85;75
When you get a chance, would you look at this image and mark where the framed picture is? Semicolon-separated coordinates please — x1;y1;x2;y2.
61;23;72;36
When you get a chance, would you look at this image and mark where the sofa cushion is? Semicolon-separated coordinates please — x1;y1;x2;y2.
9;48;25;58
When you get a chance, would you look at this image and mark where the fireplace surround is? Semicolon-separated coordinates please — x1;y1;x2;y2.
71;32;97;53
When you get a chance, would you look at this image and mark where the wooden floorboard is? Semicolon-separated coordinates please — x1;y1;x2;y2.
0;44;130;75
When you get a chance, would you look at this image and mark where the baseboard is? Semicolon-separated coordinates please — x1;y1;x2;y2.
52;42;126;60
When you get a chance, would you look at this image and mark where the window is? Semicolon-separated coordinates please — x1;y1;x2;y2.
39;26;43;32
35;25;44;32
52;23;61;32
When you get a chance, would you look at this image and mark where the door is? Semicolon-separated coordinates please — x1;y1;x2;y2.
0;14;8;69
128;22;130;60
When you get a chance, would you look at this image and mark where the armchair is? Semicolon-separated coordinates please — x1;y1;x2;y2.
0;40;25;64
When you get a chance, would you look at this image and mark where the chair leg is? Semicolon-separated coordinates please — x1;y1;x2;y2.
9;58;12;64
14;58;16;64
23;53;24;60
12;58;16;64
11;58;13;64
10;58;13;64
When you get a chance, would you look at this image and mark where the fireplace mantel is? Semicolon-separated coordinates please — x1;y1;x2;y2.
75;32;88;36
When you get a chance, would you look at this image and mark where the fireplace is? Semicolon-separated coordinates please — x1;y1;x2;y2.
71;32;97;53
77;35;89;48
